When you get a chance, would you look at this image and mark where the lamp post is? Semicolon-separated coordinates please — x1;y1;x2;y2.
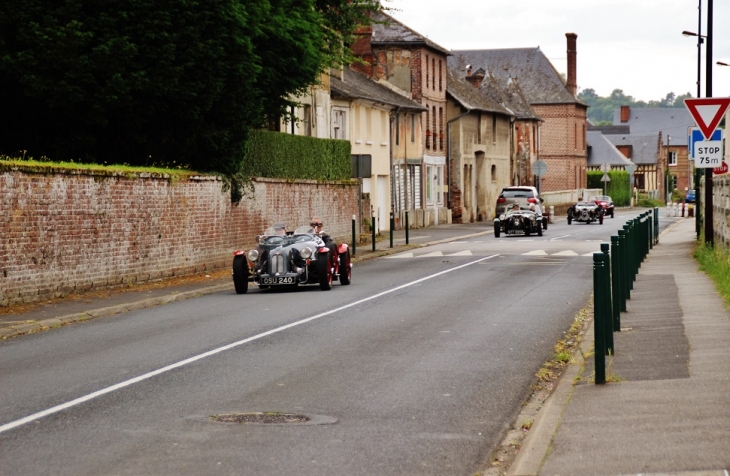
718;61;730;67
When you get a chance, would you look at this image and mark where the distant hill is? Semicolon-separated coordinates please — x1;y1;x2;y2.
579;89;694;125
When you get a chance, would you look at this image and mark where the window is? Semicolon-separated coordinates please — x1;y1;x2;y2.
668;150;677;166
432;106;437;151
477;114;482;144
332;108;347;139
491;164;497;183
432;58;436;90
438;60;442;91
425;109;430;149
492;115;497;143
425;54;429;89
439;107;444;150
410;114;415;142
395;113;400;146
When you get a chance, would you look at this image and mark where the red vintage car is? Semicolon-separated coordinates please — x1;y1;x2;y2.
589;195;614;218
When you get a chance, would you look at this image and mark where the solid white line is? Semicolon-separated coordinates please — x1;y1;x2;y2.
0;254;500;434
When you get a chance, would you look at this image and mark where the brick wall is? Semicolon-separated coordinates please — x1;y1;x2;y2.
0;167;360;306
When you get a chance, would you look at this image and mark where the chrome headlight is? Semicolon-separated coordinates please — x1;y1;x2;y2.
246;249;259;261
300;247;313;259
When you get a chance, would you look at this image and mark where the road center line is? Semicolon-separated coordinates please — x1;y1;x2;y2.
0;254;499;434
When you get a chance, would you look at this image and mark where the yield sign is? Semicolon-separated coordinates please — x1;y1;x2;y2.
684;97;730;140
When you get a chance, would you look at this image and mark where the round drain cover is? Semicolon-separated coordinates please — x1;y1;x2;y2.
211;412;310;424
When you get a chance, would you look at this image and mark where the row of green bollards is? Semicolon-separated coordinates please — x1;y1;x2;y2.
593;207;659;384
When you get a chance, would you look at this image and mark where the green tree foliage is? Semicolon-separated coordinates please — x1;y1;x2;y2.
579;88;694;125
0;0;383;181
587;170;630;206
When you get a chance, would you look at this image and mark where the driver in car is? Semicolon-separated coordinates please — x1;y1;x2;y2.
310;217;336;250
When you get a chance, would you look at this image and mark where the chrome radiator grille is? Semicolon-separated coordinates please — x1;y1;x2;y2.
270;253;286;274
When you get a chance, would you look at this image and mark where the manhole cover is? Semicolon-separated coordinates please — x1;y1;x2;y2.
210;412;310;424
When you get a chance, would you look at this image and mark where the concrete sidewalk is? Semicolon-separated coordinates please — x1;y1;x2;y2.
509;217;730;476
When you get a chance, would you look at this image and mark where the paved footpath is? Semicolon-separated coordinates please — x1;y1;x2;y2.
509;217;730;476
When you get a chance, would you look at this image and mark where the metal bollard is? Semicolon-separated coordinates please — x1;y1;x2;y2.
371;213;376;252
406;210;410;244
601;243;614;355
611;235;622;328
390;211;394;248
593;252;606;385
351;215;356;256
618;228;630;302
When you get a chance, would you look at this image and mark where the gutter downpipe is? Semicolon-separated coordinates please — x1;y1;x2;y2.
389;106;402;222
446;108;472;209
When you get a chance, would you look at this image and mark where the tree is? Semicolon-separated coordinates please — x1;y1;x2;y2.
0;0;383;185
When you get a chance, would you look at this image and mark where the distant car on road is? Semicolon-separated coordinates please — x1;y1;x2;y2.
567;200;604;225
494;205;543;237
589;195;614;218
685;190;696;203
495;186;549;230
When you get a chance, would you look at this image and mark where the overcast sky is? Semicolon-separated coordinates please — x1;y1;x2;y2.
387;0;730;103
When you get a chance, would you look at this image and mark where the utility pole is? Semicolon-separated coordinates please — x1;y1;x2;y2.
704;0;714;246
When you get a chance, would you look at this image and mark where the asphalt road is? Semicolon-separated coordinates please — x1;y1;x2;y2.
0;209;681;475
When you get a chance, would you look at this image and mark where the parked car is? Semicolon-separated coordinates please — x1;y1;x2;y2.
232;224;351;293
567;200;604;225
589;195;614;218
685;190;696;203
495;186;549;230
494;205;543;237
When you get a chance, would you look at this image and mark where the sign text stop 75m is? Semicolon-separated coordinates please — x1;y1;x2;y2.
694;141;723;168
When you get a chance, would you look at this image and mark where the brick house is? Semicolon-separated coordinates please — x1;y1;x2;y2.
351;11;451;224
451;33;588;192
445;67;515;223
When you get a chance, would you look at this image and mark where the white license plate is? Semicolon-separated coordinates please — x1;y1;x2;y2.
262;276;295;285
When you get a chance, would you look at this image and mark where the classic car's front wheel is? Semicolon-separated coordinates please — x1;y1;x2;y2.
567;215;572;225
318;253;333;290
599;215;604;225
537;224;543;236
543;219;548;230
339;249;352;285
232;255;249;294
494;222;501;238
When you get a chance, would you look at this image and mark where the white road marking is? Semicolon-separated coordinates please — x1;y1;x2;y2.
447;250;473;256
0;254;500;435
549;234;572;241
418;251;443;257
522;250;548;256
552;250;579;256
387;252;414;259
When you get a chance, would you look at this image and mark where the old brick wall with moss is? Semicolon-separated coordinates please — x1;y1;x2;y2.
0;166;360;306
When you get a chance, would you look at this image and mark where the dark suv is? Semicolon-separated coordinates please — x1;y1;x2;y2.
495;186;549;230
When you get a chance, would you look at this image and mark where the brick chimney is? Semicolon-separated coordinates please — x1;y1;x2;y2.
620;105;630;123
351;24;374;78
565;33;577;95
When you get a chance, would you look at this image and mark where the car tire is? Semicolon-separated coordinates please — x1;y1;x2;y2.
599;215;604;225
232;255;249;294
567;216;572;225
318;252;333;290
524;229;530;237
543;219;548;230
611;210;614;218
537;225;543;237
494;223;501;238
339;249;351;285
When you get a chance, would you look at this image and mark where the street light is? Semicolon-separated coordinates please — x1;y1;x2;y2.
682;30;705;98
718;61;730;66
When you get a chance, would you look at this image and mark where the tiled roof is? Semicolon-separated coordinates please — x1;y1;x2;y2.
612;108;694;146
330;68;427;111
445;68;512;116
486;75;541;121
588;125;631;135
603;133;660;165
449;49;586;106
587;131;635;167
371;12;450;55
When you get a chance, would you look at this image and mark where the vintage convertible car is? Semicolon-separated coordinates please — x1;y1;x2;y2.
589;195;614;218
567;201;604;225
232;224;351;294
494;207;543;237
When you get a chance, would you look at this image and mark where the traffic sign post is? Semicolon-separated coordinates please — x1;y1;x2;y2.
684;97;730;246
532;160;548;194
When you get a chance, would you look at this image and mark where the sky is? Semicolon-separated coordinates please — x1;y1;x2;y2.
387;0;730;103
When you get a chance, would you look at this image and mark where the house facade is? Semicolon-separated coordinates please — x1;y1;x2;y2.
445;67;514;222
451;33;588;192
352;11;452;224
329;67;426;231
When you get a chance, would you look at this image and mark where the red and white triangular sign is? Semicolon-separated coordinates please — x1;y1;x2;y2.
684;97;730;140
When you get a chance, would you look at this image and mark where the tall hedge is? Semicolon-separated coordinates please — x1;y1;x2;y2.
587;170;630;206
241;130;351;181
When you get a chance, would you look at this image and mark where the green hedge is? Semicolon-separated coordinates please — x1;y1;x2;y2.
587;170;630;206
241;130;351;181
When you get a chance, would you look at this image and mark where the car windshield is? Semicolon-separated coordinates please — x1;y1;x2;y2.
502;189;535;198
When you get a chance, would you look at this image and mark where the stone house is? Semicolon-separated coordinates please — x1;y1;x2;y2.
351;11;452;225
445;67;514;222
451;33;588;192
329;67;426;231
